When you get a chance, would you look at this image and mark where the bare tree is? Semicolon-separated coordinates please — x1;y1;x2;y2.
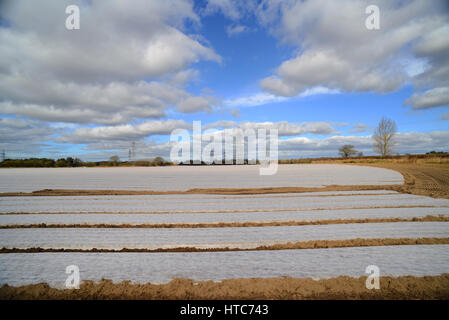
151;157;165;166
373;117;397;156
109;155;120;165
339;144;358;158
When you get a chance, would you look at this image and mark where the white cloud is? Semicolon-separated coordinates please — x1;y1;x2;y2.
0;102;129;125
404;87;449;110
0;118;56;157
224;92;288;107
0;0;220;82
261;48;404;96
0;0;221;124
226;24;249;37
278;135;372;158
299;86;340;98
203;0;249;20
77;140;175;162
167;69;200;86
56;120;191;144
57;120;338;146
142;28;221;77
176;96;216;113
349;123;370;134
413;25;449;59
412;25;449;91
204;120;237;130
225;86;338;108
6;115;444;160
0;78;221;124
257;0;449;99
70;129;449;161
52;119;340;159
229;108;241;117
278;130;449;158
234;121;337;136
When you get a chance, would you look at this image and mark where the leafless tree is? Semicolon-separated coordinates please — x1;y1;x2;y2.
152;156;165;165
339;144;358;158
373;117;397;156
109;155;120;165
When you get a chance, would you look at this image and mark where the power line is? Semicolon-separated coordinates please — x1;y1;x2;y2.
131;142;136;160
128;142;136;162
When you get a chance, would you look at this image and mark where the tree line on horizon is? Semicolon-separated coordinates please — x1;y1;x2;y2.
0;156;173;168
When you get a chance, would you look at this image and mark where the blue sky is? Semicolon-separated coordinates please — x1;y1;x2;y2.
0;0;448;161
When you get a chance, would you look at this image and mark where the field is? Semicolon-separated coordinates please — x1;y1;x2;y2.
1;163;449;299
0;164;403;192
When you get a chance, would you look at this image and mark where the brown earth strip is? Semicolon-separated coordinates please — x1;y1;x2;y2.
1;274;448;300
2;205;446;215
0;184;400;197
351;163;449;199
1;237;448;254
1;215;448;229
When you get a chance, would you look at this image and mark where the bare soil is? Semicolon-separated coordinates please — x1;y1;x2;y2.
1;215;448;229
357;163;449;199
0;185;396;197
2;237;448;254
1;274;448;300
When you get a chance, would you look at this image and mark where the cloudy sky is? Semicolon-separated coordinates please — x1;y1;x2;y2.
0;0;448;161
